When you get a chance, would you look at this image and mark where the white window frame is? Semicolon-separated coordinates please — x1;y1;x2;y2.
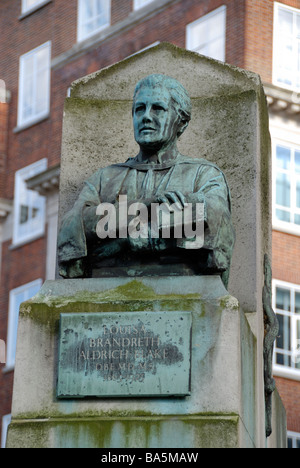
186;5;226;62
288;431;300;448
5;279;42;370
273;2;300;91
13;159;47;246
133;0;154;10
1;414;11;449
272;279;300;381
21;0;47;14
17;41;51;129
272;138;300;235
77;0;111;42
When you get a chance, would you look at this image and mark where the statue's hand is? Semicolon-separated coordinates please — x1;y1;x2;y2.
59;258;86;278
93;238;128;259
156;190;186;209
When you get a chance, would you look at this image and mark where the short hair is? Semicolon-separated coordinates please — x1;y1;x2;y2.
133;74;192;124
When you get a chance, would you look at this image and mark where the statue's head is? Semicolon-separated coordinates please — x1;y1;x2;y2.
132;74;191;152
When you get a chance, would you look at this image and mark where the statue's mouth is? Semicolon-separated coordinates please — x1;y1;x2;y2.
140;127;156;132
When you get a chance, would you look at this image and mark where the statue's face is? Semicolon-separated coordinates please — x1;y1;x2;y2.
133;85;181;151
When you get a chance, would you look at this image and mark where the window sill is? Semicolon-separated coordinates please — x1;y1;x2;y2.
77;23;110;44
272;222;300;237
1;364;14;374
13;113;50;134
10;232;45;251
273;365;300;382
133;0;155;11
19;0;52;20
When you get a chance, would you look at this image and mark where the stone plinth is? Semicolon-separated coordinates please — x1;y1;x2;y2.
6;276;286;448
57;46;275;441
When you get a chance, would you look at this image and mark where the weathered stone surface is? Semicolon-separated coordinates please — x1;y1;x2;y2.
7;415;240;449
10;277;231;422
6;276;285;448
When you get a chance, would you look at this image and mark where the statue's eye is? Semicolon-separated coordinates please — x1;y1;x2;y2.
152;104;166;112
135;105;145;113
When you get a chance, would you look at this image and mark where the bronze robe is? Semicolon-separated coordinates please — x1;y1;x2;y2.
57;155;235;286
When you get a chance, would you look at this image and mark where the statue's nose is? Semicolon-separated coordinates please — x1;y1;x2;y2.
142;107;153;122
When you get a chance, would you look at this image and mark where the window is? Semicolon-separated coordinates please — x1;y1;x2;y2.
18;42;51;128
288;431;300;448
22;0;46;14
186;6;226;62
1;414;11;449
273;280;300;376
134;0;154;10
0;79;6;103
273;3;300;90
13;159;47;246
77;0;110;42
6;280;42;369
273;142;300;232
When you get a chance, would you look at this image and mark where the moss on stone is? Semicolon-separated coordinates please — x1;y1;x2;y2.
20;279;203;332
6;414;240;448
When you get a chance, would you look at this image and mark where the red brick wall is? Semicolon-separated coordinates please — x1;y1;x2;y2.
272;229;300;433
272;230;300;285
0;236;46;442
244;0;300;83
111;0;133;25
0;102;8;197
0;370;13;427
275;376;300;433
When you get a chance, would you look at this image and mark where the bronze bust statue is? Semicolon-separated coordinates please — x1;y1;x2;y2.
57;74;235;287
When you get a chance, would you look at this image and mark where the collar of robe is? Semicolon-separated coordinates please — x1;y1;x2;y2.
112;155;217;172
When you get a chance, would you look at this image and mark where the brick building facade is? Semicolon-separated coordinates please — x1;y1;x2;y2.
0;0;299;448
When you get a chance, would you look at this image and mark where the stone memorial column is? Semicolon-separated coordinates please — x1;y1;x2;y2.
6;43;286;448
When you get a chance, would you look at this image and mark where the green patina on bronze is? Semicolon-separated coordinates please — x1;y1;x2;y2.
263;254;280;438
57;74;235;286
57;311;192;399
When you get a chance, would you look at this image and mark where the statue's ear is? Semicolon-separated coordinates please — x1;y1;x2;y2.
177;119;189;138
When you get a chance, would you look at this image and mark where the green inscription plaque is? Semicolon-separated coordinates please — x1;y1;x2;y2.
57;311;192;398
